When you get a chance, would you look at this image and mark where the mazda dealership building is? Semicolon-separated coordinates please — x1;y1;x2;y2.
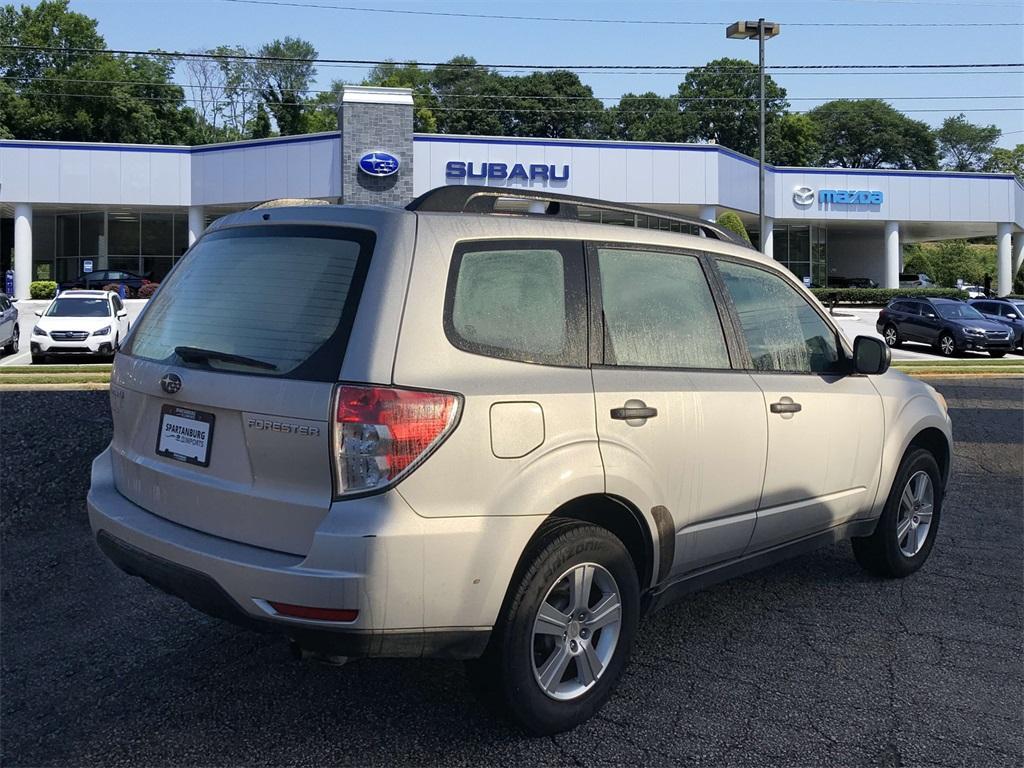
1;85;1022;298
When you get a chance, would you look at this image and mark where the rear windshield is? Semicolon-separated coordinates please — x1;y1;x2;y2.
46;298;111;317
122;225;374;380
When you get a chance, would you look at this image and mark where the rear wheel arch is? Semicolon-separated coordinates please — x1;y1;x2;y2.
495;495;656;632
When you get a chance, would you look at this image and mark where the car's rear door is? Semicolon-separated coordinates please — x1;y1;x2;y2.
712;257;884;552
110;220;394;556
589;244;767;578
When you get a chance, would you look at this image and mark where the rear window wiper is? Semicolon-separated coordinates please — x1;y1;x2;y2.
174;346;278;371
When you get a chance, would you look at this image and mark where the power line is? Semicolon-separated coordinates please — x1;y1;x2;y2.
215;0;1024;27
8;89;1023;115
2;44;1022;73
5;74;1023;102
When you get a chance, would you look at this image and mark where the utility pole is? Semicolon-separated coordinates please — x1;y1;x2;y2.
727;19;780;254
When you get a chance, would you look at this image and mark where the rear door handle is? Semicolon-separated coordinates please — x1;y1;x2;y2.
610;400;658;422
769;398;802;415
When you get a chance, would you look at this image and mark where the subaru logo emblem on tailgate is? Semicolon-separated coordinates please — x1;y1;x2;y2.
160;373;182;394
358;151;400;177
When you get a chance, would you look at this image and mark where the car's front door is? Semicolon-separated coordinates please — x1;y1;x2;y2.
713;258;884;552
589;244;768;579
0;297;14;343
911;301;944;344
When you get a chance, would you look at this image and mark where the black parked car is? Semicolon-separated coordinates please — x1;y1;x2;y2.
61;269;147;294
829;275;879;288
877;297;1015;358
969;298;1024;351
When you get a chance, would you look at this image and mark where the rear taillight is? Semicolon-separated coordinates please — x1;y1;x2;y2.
332;384;460;496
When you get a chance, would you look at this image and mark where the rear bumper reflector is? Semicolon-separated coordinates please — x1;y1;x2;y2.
267;601;358;623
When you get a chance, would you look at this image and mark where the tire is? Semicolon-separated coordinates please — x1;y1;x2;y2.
467;521;640;735
852;448;943;578
937;332;957;357
882;324;900;348
989;351;1007;358
2;325;16;355
31;353;46;365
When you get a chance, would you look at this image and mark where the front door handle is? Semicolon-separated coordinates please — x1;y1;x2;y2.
770;397;802;416
610;399;658;424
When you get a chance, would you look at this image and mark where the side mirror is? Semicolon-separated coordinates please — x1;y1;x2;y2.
925;312;936;318
1007;313;1019;320
34;310;42;317
854;335;890;375
117;310;128;318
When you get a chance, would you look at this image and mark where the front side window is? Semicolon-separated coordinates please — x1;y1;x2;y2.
46;298;112;318
123;225;374;380
446;241;585;366
935;303;984;321
717;259;843;374
595;247;730;369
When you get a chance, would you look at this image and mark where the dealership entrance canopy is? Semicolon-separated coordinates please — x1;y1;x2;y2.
2;86;1022;298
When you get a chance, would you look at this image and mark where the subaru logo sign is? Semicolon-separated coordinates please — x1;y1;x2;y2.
160;373;182;395
792;186;814;206
358;151;400;177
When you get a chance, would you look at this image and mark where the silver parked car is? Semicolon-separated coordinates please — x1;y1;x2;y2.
89;187;953;734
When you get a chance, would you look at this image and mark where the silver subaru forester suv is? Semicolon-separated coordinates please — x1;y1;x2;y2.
89;186;952;734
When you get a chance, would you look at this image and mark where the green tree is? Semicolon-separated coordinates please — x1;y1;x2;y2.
0;0;199;143
363;61;437;132
430;56;508;136
984;144;1024;181
717;211;751;244
767;113;822;167
935;113;1000;171
806;99;938;169
254;37;317;135
248;103;272;138
676;57;788;157
305;79;344;133
502;70;605;139
608;92;683;142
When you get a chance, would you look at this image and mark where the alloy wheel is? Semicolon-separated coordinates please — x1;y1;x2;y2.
531;562;622;701
897;470;933;557
883;326;898;346
939;335;955;356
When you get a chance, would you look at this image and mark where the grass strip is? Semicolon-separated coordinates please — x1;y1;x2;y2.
0;374;111;385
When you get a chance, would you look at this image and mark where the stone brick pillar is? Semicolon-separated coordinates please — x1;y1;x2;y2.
339;86;414;206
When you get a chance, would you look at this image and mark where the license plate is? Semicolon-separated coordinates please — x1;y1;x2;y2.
156;405;215;467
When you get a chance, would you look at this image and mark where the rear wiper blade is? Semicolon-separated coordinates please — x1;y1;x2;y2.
174;345;277;371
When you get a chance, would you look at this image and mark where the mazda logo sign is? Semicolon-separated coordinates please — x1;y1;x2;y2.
160;373;182;395
793;186;814;206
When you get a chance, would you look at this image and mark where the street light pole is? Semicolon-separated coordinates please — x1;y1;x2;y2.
726;19;779;254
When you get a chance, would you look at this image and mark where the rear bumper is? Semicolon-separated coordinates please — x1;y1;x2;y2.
87;447;498;658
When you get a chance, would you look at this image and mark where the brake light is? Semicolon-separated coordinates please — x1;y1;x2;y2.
268;602;358;622
332;384;459;496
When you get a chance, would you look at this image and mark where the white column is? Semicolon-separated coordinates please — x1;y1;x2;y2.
762;217;775;257
996;223;1012;296
14;203;32;300
698;205;717;222
884;221;900;290
1011;231;1023;281
188;205;206;247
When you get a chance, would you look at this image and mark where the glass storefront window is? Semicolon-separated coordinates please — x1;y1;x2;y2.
108;211;140;256
173;214;189;256
142;213;174;256
32;214;55;281
81;213;104;256
142;256;175;282
56;215;79;258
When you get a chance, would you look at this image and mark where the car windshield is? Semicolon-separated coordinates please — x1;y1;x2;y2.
935;303;984;321
45;298;111;318
1012;302;1024;314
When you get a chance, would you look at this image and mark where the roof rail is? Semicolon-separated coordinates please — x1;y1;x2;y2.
405;185;753;249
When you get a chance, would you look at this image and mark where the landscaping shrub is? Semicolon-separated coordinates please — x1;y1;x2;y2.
716;211;751;245
810;287;968;305
137;283;159;299
29;281;57;299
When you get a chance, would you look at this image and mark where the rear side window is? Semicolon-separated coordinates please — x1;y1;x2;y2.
594;246;730;369
445;240;586;367
717;259;843;374
122;225;374;380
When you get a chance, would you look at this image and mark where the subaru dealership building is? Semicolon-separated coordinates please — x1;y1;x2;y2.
1;85;1022;298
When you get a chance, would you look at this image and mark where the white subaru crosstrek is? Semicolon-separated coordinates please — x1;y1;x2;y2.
31;290;130;363
88;187;952;734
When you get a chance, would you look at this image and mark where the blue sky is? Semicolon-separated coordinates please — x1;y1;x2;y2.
70;0;1024;146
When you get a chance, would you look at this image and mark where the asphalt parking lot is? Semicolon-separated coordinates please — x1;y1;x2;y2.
2;378;1021;767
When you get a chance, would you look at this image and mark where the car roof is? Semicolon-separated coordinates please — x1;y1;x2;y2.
58;290;112;298
927;298;961;304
